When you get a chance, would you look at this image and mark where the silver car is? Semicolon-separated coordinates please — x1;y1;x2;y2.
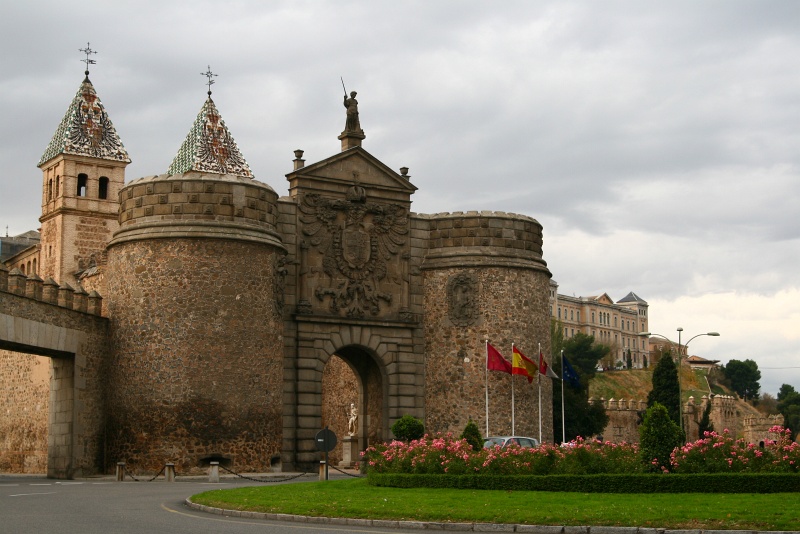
483;436;540;448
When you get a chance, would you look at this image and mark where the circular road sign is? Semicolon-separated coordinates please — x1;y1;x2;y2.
315;427;337;452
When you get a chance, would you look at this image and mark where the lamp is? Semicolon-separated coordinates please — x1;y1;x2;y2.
638;329;720;433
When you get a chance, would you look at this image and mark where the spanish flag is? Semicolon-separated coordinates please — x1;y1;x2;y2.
512;346;537;383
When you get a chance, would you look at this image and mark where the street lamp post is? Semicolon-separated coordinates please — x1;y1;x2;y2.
638;329;720;434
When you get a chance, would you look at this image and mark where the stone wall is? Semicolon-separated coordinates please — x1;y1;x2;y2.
597;394;774;445
105;237;284;475
0;350;49;472
0;266;109;477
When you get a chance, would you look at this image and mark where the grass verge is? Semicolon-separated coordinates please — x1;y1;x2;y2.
191;478;800;530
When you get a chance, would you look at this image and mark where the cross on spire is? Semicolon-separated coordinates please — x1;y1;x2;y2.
201;66;217;96
79;42;97;76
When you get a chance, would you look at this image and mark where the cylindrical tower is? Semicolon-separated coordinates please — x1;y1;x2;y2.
420;211;553;442
105;172;285;473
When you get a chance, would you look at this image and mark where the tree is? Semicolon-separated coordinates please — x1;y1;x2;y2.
460;419;483;451
723;359;761;401
777;384;800;441
639;402;682;472
552;332;609;443
647;349;680;424
697;399;714;436
626;350;633;370
391;415;424;442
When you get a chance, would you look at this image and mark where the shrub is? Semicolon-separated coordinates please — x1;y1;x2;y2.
460;419;483;451
391;415;424;442
639;403;682;472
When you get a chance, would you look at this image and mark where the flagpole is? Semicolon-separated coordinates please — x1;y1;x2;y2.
538;343;542;444
485;339;489;437
511;343;515;436
561;349;566;444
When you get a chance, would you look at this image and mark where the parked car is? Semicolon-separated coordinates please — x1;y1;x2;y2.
483;436;540;449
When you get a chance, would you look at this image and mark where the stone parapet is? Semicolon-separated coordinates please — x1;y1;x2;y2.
416;211;548;271
110;172;283;249
0;269;103;317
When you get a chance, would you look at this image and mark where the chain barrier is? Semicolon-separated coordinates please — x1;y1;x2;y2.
327;464;364;478
121;464;169;482
219;464;313;483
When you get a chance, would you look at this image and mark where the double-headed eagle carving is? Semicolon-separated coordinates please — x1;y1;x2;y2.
300;187;408;318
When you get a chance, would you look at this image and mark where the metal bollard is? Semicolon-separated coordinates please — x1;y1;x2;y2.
208;461;220;483
165;462;176;482
319;460;326;481
116;462;125;482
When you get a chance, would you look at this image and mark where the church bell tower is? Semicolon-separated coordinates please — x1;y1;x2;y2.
37;44;130;286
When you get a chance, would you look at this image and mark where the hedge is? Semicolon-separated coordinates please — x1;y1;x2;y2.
367;472;800;493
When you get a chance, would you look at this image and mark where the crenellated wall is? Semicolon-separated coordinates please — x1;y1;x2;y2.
597;394;777;445
0;264;109;477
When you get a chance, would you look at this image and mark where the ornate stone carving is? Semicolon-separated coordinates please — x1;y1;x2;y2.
274;254;290;316
447;272;479;326
299;187;408;318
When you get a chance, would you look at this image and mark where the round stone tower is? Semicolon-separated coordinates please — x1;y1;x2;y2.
420;211;553;442
103;91;287;473
104;171;285;473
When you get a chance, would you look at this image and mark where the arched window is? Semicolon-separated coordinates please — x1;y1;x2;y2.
55;176;60;197
77;173;88;197
32;258;37;274
48;179;53;201
99;176;109;199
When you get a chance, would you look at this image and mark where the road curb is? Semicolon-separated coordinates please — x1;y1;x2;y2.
183;499;799;533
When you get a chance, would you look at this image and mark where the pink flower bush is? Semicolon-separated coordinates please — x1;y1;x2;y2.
362;433;643;475
670;426;800;474
362;427;800;475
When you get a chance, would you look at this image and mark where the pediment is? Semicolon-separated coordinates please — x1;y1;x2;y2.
287;147;416;204
593;293;615;305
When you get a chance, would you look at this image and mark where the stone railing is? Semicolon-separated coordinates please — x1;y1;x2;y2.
0;264;103;316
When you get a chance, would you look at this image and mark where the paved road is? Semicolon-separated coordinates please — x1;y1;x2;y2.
0;473;425;534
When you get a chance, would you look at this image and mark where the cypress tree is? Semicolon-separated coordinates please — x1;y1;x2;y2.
647;350;680;424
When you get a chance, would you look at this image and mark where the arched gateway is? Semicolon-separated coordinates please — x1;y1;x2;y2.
1;74;553;477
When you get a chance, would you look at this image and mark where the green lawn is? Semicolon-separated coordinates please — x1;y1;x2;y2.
191;478;800;530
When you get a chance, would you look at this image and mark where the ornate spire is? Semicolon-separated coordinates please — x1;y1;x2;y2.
166;96;253;178
38;77;130;166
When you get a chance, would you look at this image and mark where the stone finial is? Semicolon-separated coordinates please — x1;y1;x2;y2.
293;149;305;170
25;273;43;300
8;268;26;296
43;278;59;304
87;290;103;316
399;167;410;179
0;263;8;291
73;285;88;313
58;282;74;309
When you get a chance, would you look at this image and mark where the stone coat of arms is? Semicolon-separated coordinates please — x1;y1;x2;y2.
300;186;408;318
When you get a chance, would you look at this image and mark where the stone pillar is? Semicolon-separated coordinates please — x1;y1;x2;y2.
339;436;359;468
208;461;220;483
164;463;175;482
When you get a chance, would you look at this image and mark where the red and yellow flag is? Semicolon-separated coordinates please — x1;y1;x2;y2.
512;346;537;383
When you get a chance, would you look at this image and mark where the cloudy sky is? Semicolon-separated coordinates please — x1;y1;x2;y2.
2;1;798;395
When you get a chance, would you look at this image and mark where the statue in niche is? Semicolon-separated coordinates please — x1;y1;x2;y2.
343;91;362;133
347;403;358;436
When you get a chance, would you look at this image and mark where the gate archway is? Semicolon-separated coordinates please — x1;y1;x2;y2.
283;321;423;471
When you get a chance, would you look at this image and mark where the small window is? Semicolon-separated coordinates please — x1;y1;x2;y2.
48;179;53;201
55;176;60;197
77;173;88;197
99;176;109;199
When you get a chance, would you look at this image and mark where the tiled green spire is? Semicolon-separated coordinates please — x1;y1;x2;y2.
38;78;130;166
166;97;253;178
